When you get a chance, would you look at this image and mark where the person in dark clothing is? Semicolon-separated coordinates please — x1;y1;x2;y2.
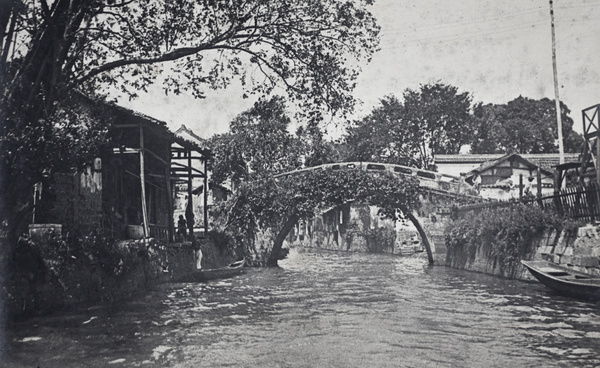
177;215;187;240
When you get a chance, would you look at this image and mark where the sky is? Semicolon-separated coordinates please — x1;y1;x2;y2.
117;0;600;139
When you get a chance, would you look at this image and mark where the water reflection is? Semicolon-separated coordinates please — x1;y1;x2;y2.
5;248;600;368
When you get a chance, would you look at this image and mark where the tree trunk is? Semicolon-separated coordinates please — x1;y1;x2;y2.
266;214;299;267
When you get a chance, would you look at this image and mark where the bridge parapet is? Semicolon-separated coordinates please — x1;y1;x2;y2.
275;161;478;197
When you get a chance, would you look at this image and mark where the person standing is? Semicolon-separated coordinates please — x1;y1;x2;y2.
177;215;187;241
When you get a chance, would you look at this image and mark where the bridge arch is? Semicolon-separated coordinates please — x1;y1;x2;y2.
276;162;480;265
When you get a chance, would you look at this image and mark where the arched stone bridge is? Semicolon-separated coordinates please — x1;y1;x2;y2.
275;162;482;265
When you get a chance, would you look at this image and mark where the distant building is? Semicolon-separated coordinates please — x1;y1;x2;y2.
435;153;580;178
437;153;570;201
173;124;230;233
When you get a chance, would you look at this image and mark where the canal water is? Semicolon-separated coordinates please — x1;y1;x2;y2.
4;248;600;368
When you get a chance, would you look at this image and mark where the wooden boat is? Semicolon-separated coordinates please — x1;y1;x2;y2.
521;260;600;300
186;259;246;282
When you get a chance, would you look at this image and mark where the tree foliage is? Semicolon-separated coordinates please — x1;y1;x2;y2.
446;203;581;277
469;96;583;154
344;83;473;169
0;0;380;241
208;96;303;186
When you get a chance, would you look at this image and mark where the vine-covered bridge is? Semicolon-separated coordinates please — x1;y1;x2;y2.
275;162;483;265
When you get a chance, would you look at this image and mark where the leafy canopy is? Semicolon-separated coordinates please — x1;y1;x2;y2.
0;0;380;239
2;0;380;114
469;96;583;154
208;96;303;186
344;83;473;170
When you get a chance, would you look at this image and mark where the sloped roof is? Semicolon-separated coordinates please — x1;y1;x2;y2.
436;153;580;170
175;124;205;144
75;92;209;155
467;153;553;177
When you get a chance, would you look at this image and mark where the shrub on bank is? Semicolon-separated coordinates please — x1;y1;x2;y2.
4;230;166;319
445;204;581;277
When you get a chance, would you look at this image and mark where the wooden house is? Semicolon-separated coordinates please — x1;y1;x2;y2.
47;97;210;242
462;153;555;201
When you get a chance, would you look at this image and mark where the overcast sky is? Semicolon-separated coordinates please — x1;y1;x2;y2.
117;0;600;139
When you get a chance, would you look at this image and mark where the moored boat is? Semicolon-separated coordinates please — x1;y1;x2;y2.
184;259;246;282
521;260;600;300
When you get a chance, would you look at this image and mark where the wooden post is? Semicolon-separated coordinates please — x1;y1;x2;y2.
165;164;174;242
537;167;543;205
139;123;150;238
519;174;523;201
187;149;194;238
456;173;463;197
203;157;208;237
596;124;600;184
549;0;565;167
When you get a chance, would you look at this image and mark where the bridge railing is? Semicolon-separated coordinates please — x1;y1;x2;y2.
275;162;478;197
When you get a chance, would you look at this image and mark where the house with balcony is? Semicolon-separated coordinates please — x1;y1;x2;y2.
41;96;210;242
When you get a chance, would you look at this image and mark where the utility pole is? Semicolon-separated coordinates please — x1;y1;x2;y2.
549;0;565;166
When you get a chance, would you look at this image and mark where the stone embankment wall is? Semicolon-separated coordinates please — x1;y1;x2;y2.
446;223;600;281
4;234;232;320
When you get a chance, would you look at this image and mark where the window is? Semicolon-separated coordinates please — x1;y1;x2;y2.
495;167;513;177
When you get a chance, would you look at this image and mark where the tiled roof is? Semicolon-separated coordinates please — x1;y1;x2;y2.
435;154;504;163
175;124;205;144
436;153;580;170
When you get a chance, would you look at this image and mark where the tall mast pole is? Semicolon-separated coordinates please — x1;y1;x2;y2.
550;0;565;166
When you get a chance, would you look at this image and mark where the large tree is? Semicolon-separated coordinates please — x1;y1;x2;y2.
0;0;380;242
344;83;473;170
344;95;418;166
402;83;473;168
470;96;583;154
209;96;302;187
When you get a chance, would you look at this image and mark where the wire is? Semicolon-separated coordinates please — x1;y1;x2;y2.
377;4;600;49
379;1;600;39
379;20;549;49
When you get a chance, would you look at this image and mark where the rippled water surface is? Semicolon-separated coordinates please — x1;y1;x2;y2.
4;248;600;367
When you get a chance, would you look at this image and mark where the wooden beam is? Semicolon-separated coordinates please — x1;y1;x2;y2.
112;147;140;154
166;163;174;242
203;158;208;236
139;123;150;238
170;174;206;179
187;148;194;237
124;170;164;190
112;123;139;129
142;148;168;166
170;166;206;176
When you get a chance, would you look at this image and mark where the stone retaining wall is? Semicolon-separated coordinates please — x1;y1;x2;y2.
446;223;600;281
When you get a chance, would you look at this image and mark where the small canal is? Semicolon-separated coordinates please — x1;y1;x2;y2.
4;248;600;367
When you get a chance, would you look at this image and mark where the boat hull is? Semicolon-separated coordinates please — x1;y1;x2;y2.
183;260;245;282
521;260;600;300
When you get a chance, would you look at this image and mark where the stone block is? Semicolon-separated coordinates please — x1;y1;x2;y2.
573;241;594;256
560;255;572;265
563;247;573;256
553;254;561;263
587;268;600;277
553;244;567;255
574;256;600;268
